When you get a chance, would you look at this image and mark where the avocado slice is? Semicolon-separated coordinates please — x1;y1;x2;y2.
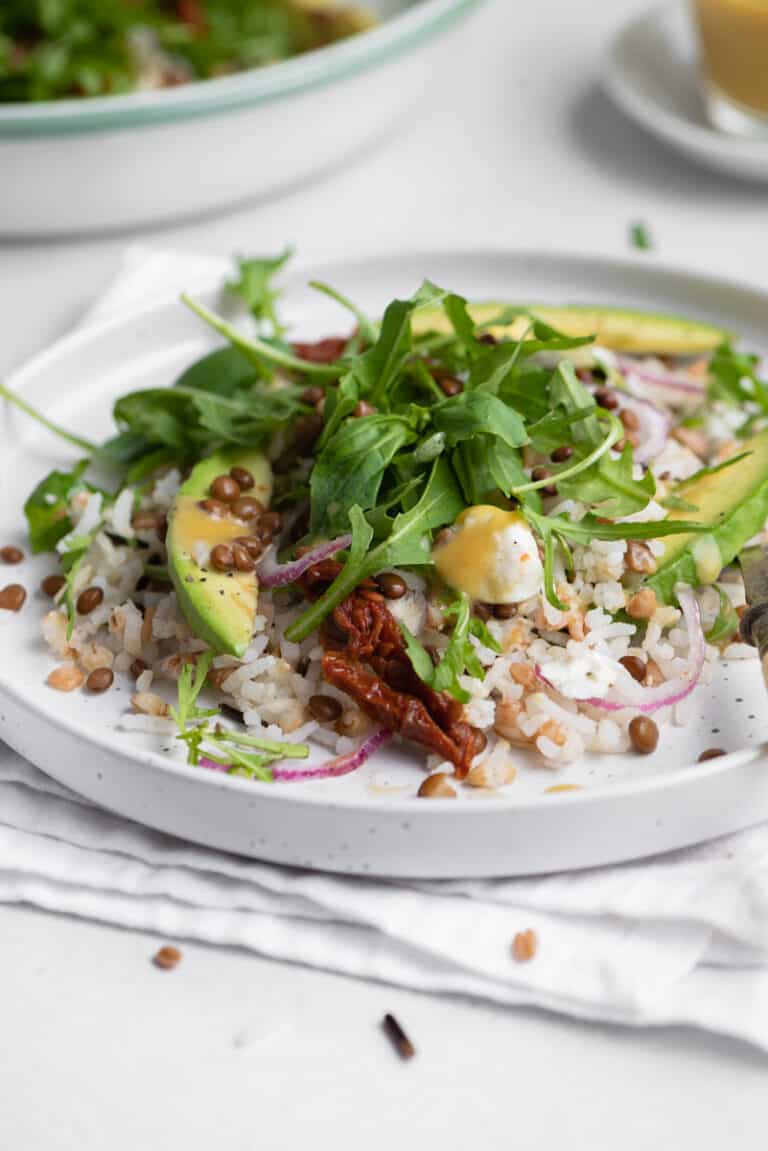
412;303;727;355
645;429;768;603
167;448;272;657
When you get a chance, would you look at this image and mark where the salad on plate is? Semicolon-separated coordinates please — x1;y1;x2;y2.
1;254;766;797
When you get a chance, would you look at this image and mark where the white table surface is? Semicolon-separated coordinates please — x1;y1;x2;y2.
3;1;768;1147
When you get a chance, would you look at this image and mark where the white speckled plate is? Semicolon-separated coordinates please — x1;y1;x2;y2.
605;3;768;181
2;250;768;877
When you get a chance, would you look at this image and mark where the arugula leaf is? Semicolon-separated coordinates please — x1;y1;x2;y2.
558;445;656;517
286;458;463;642
399;594;499;703
526;508;707;544
676;450;752;490
708;343;768;413
0;382;97;454
182;295;342;379
431;391;528;449
309;280;377;346
705;587;739;644
630;222;652;251
309;414;415;534
227;249;292;337
23;460;92;554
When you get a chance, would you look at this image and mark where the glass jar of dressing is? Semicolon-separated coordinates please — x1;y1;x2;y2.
691;0;768;135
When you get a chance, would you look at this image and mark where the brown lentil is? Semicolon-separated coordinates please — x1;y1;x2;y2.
308;694;343;723
551;445;573;463
629;715;659;754
199;498;229;517
0;546;23;564
381;1013;415;1060
0;584;26;612
627;588;657;620
626;540;657;575
231;544;257;573
619;408;640;432
300;385;325;406
47;665;84;692
41;573;66;599
434;528;454;548
230;497;264;521
295;413;325;452
153;945;182;971
353;400;377;418
478;332;497;346
531;466;557;496
437;375;463;396
131;510;164;532
76;586;104;615
210;544;235;572
472;602;491;622
493;603;517;620
620;655;646;683
594;387;619;410
86;667;114;694
233;536;264;560
644;658;665;687
512;929;538;962
376;572;408;600
130;658;148;679
470;727;488;756
417;773;457;798
257;511;282;540
698;748;726;762
210;474;241;502
229;466;254;491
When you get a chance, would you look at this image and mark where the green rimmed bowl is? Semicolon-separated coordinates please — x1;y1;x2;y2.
0;0;484;236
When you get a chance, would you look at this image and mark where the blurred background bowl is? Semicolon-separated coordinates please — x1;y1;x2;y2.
0;0;483;238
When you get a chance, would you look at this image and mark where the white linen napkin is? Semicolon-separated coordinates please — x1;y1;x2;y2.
4;246;768;1050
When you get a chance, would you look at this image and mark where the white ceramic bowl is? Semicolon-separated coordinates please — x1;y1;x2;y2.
0;0;483;237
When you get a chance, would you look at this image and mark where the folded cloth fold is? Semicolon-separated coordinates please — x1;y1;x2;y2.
4;247;768;1052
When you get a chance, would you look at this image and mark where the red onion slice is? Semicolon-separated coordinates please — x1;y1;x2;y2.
257;533;353;589
616;355;705;397
272;728;391;782
585;586;705;714
200;728;391;783
590;384;670;465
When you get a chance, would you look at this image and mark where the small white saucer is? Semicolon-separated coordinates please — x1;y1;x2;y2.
605;2;768;181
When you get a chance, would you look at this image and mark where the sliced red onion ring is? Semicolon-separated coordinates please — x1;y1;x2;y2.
616;355;705;397
585;586;705;714
200;728;391;783
590;384;670;465
256;533;352;589
272;728;391;782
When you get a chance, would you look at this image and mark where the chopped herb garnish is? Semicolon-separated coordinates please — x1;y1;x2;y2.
630;221;652;251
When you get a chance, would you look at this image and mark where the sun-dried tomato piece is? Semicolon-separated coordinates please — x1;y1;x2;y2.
317;589;477;776
322;652;472;772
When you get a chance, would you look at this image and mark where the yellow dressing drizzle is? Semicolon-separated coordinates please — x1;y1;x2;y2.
432;505;529;601
171;496;247;554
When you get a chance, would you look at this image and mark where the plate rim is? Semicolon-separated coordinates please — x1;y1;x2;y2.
1;244;766;818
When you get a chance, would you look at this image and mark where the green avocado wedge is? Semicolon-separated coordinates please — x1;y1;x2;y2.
645;429;768;603
166;448;272;658
412;303;728;355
